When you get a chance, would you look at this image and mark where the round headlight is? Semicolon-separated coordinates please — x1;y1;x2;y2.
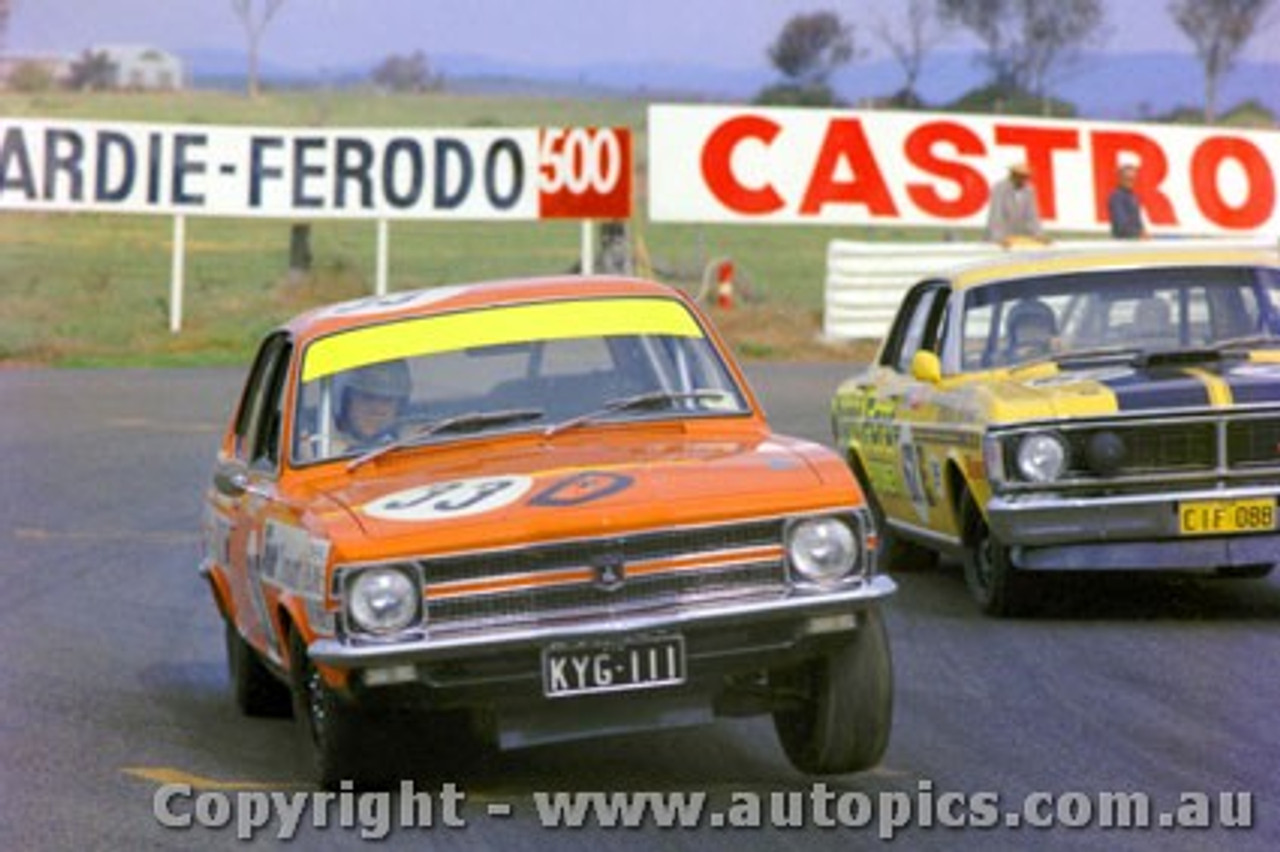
788;518;859;585
1016;432;1067;482
348;567;418;635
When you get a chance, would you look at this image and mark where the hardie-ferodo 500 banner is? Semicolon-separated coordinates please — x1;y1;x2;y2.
0;120;631;220
648;103;1280;236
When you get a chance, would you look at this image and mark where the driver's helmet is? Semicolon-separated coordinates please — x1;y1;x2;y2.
335;359;411;431
1006;299;1057;355
344;360;411;401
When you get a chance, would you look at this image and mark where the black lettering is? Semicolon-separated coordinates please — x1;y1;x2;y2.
0;127;37;199
171;133;207;206
485;138;523;210
145;132;163;205
383;138;424;208
433;138;473;209
334;138;374;209
292;136;326;208
248;136;285;207
44;129;85;202
94;131;135;202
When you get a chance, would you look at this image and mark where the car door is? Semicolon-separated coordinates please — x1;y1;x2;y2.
850;282;949;526
214;333;294;660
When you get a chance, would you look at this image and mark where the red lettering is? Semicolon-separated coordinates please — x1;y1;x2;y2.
699;115;783;215
1191;137;1274;229
993;125;1080;219
1090;132;1176;226
904;121;988;218
799;119;898;216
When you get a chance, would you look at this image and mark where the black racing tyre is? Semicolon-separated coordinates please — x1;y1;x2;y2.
225;621;292;718
772;608;893;775
289;630;382;791
961;493;1033;617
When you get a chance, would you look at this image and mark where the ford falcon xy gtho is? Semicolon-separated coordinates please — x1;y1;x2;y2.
201;276;894;787
831;245;1280;617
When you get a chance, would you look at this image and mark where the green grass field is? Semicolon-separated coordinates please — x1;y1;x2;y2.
0;90;931;366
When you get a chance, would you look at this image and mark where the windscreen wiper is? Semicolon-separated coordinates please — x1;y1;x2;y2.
1010;345;1142;372
543;390;733;438
1209;333;1280;353
347;408;545;471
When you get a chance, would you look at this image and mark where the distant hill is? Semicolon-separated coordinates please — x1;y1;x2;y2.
182;47;1280;121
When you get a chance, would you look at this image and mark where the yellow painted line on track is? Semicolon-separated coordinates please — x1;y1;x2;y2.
122;767;307;791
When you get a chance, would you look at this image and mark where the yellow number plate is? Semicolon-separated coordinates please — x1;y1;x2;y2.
1178;498;1276;536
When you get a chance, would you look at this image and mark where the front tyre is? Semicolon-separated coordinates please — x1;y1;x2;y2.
962;494;1033;617
289;630;382;790
225;621;292;718
772;608;893;775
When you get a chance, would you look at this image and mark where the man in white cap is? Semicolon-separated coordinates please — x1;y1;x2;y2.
1107;159;1147;239
986;161;1049;247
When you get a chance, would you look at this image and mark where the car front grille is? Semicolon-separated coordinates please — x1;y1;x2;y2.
1229;417;1280;468
417;519;791;634
1003;408;1280;488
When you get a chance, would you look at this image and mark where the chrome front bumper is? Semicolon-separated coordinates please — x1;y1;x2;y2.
309;576;896;669
987;484;1280;571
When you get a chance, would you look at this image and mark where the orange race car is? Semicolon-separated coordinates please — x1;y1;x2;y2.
201;275;895;788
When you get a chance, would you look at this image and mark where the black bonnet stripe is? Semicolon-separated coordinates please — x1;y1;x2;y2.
1096;369;1212;411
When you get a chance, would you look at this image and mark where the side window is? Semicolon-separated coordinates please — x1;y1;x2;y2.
232;333;292;469
885;286;941;373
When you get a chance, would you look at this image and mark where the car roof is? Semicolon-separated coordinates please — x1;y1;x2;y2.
946;244;1280;292
283;275;687;344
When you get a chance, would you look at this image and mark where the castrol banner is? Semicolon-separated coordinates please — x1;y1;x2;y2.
0;120;631;220
648;104;1279;236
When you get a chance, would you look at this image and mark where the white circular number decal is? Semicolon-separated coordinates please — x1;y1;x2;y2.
364;476;532;522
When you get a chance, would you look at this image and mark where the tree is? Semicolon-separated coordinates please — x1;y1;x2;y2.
10;60;56;93
68;50;116;91
231;0;286;98
760;10;857;106
372;50;437;93
938;0;1106;110
1169;0;1276;122
872;0;952;106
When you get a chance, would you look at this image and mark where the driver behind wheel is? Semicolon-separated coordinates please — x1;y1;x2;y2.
331;359;412;453
1004;299;1058;364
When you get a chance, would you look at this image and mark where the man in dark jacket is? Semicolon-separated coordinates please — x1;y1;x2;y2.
1107;161;1146;239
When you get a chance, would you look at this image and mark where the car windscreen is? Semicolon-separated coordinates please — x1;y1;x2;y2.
960;265;1280;371
291;296;750;464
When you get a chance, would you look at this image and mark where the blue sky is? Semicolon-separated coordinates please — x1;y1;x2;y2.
7;0;1277;72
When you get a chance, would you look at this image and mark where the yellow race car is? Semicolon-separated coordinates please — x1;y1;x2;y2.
832;245;1280;615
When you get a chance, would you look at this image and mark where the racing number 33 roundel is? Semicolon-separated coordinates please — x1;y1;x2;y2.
364;476;533;521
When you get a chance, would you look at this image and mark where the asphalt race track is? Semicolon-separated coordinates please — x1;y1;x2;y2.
1;364;1277;850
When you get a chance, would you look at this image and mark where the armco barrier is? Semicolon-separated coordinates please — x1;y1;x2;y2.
823;237;1278;342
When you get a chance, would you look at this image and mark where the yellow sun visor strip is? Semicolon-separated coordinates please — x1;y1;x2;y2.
301;297;703;383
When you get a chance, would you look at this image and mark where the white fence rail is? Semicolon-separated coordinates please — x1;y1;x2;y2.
823;237;1279;341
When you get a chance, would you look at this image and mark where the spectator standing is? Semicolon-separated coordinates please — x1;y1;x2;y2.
1107;161;1147;239
986;162;1049;247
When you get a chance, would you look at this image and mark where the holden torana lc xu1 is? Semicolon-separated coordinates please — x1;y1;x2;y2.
831;245;1280;617
201;275;895;787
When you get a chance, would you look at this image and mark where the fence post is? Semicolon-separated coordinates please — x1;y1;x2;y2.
376;219;390;296
169;214;186;333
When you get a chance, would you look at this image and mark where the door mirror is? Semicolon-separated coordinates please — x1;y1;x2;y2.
910;351;942;384
213;464;249;497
